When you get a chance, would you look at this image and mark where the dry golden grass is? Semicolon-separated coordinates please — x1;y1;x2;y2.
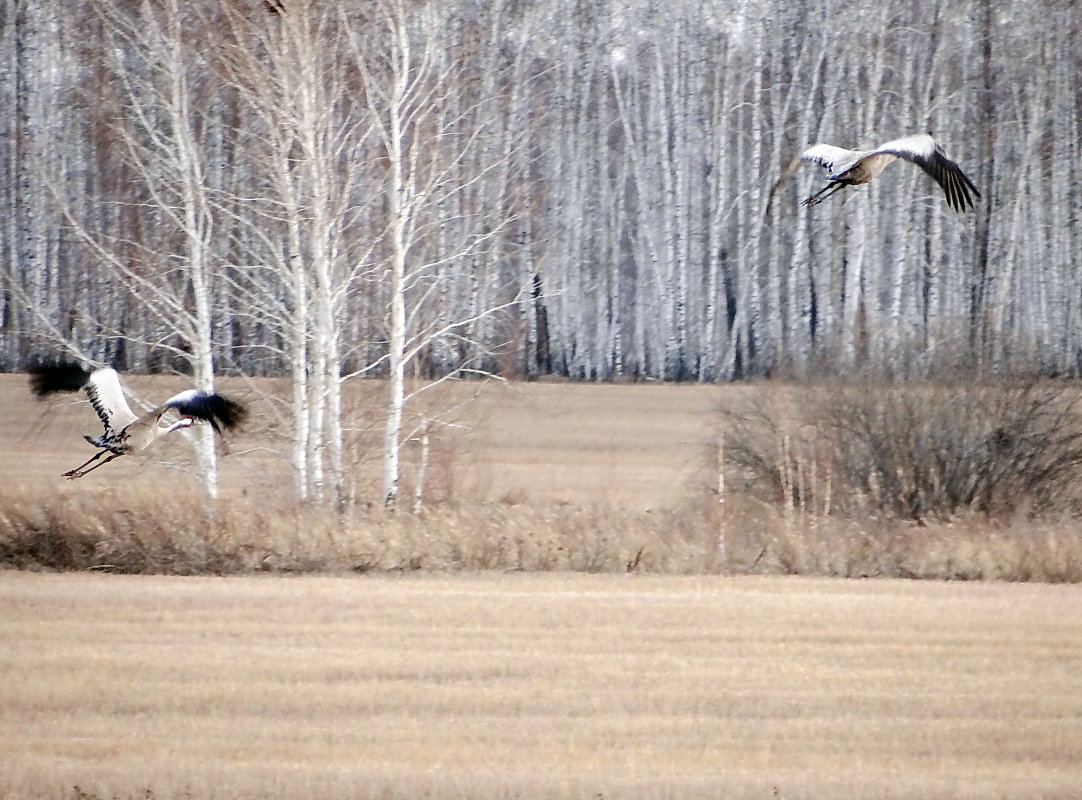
2;572;1081;800
0;482;721;574
5;480;1082;581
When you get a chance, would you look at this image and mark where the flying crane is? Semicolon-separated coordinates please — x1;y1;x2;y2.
767;133;980;213
29;362;247;480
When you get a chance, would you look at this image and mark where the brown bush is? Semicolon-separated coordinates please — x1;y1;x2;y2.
721;378;1082;523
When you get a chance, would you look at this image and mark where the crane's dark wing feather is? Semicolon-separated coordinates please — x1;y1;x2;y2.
28;360;93;397
162;390;248;434
875;135;980;212
916;149;980;212
30;361;137;434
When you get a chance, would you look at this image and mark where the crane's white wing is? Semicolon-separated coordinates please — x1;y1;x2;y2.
85;368;138;433
870;134;937;160
766;144;862;214
800;144;864;175
871;134;980;212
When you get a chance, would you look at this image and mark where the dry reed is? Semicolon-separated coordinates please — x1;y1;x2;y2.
3;483;1082;581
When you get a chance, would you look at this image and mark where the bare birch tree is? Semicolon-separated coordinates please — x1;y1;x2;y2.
347;0;527;508
31;0;230;495
214;3;380;506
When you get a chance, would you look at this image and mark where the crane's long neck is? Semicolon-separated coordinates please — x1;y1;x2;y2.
146;417;196;447
163;417;196;435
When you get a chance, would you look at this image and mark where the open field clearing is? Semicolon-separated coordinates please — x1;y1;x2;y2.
0;374;720;510
6;373;1082;580
2;572;1082;799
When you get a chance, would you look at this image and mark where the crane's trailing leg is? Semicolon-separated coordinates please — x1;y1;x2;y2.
62;449;121;480
801;181;847;207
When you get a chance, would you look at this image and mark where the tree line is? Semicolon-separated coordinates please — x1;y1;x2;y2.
2;0;1080;502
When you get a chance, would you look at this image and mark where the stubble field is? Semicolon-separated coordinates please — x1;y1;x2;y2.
3;571;1082;800
3;374;1082;798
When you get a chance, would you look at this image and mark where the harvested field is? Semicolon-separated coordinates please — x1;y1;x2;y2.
2;571;1082;800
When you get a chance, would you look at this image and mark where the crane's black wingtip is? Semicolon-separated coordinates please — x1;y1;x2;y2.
27;359;93;398
177;392;248;434
209;395;248;432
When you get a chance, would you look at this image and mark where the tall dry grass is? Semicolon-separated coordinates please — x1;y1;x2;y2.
0;485;721;575
3;481;1082;581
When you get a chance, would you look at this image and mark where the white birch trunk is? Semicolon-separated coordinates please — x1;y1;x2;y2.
379;3;412;510
163;0;218;496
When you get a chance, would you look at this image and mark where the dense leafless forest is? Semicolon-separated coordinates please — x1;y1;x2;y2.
2;0;1080;503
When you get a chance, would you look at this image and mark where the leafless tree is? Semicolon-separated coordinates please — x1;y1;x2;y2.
3;0;1082;399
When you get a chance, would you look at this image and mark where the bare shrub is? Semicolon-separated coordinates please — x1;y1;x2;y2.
722;379;1082;522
